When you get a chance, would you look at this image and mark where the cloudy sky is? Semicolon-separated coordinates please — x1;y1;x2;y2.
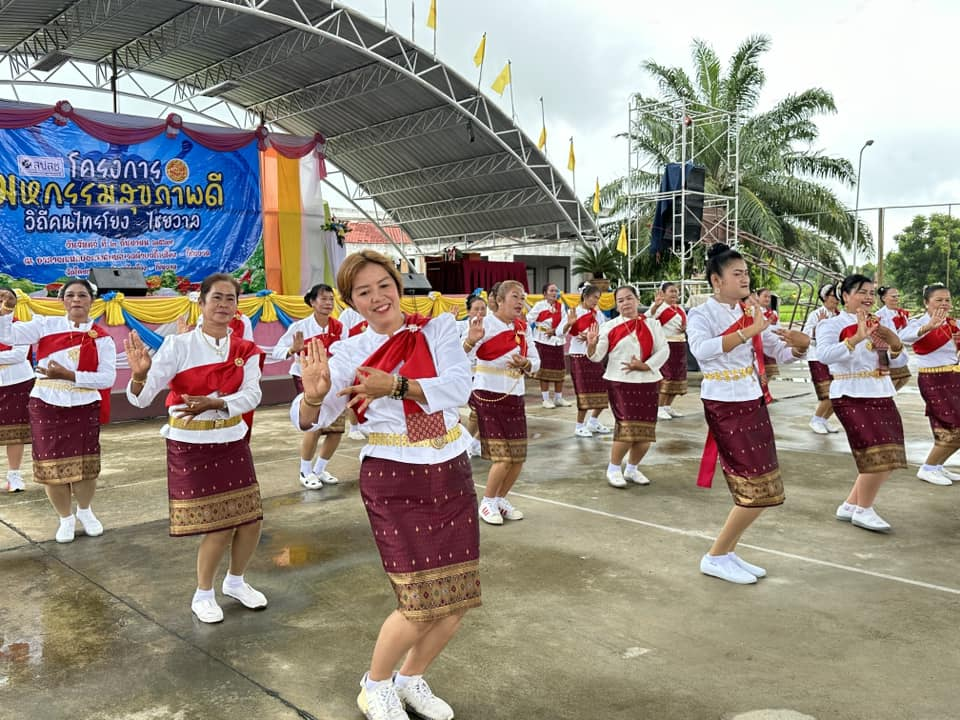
342;0;959;261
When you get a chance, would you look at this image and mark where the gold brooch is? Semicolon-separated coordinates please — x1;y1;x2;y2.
234;358;244;366
430;436;445;449
87;330;98;338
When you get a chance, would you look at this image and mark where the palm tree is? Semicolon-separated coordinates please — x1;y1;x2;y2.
602;35;866;274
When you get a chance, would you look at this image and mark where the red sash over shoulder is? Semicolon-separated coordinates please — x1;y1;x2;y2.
166;334;261;406
913;318;959;355
607;317;654;360
303;316;344;354
763;309;778;325
568;309;598;337
228;313;247;339
658;305;687;328
892;308;910;330
476;319;528;361
536;302;562;328
0;317;18;352
696;305;770;488
37;324;112;424
349;320;369;337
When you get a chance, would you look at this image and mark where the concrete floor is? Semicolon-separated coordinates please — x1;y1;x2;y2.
2;364;959;720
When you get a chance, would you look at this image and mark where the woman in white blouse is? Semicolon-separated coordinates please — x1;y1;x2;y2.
688;244;808;585
562;283;611;438
526;282;569;408
875;285;912;391
0;279;116;543
899;284;960;486
0;287;33;493
294;250;476;720
802;283;842;434
646;281;689;420
817;273;907;533
586;285;668;487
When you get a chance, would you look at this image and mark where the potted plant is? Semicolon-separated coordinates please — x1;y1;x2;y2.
573;237;624;291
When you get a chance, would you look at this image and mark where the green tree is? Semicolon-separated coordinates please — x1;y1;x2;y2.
884;214;960;309
602;35;865;273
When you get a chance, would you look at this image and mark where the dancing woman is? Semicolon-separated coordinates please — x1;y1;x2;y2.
646;281;689;420
817;274;907;533
563;283;611;438
899;284;960;486
756;288;781;388
125;273;266;623
467;280;540;525
526;282;569;408
294;250;477;720
0;287;33;493
875;285;912;391
803;283;842;435
688;244;809;584
0;279;116;542
459;293;487;455
272;283;346;489
587;285;668;487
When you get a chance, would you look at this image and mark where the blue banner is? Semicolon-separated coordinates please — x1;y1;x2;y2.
0;119;262;284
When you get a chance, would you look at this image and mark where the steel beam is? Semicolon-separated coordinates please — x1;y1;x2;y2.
358;153;521;197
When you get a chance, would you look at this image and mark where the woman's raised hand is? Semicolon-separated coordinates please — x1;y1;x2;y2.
300;338;331;403
124;330;152;377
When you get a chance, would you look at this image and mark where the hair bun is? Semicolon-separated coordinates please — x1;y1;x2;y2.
706;243;731;260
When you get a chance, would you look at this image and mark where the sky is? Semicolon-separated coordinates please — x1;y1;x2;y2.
341;0;960;263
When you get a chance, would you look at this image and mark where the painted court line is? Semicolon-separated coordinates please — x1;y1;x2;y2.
498;488;960;597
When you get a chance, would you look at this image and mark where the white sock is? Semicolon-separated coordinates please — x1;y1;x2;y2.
608;463;621;474
7;469;21;479
76;507;94;519
587;417;599;426
921;463;939;472
365;674;393;692
223;572;244;589
193;587;215;604
300;459;313;475
542;391;551;401
312;457;329;475
576;422;584;430
482;496;496;506
393;673;419;689
625;464;638;476
811;415;825;424
493;496;503;506
60;513;75;523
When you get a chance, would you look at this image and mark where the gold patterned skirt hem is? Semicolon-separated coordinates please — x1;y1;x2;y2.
659;379;688;396
725;468;785;508
851;444;908;474
33;454;100;485
613;420;656;443
0;423;30;445
482;438;527;464
169;485;263;537
389;559;482;622
575;392;609;411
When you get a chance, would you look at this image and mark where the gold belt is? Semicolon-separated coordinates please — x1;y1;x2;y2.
36;378;97;392
475;365;523;378
667;335;686;342
702;366;754;382
168;415;243;431
918;365;960;374
366;424;462;450
831;370;883;380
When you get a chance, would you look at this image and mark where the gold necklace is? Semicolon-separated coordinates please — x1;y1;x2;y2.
200;331;228;357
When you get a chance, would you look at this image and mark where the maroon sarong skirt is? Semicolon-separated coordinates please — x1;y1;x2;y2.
360;453;481;622
660;341;689;396
809;360;833;401
468;390;526;463
831;396;907;473
166;439;263;537
0;378;33;445
29;398;99;485
569;355;608;411
534;341;566;383
918;372;960;450
702;397;784;507
608;380;659;443
293;376;345;433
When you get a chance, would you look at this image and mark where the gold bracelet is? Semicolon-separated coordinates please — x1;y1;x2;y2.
889;346;903;358
844;339;856;352
302;395;323;407
463;340;475;351
736;329;748;344
130;376;146;386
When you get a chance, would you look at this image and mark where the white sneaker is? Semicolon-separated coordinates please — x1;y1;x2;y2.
917;467;952;486
222;581;268;609
835;502;855;521
606;468;627;488
76;508;103;537
498;497;524;521
395;676;453;720
729;552;766;578
587;421;612;435
940;467;960;482
55;515;76;544
700;553;757;584
5;472;24;493
824;421;841;434
665;406;684;418
191;597;224;624
809;418;829;435
319;470;339;485
299;471;323;489
357;675;409;720
851;506;892;533
554;397;572;407
479;501;504;525
657;407;673;421
574;426;593;438
623;467;650;485
541;399;556;409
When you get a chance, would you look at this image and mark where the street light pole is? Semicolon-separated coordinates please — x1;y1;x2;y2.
851;139;874;273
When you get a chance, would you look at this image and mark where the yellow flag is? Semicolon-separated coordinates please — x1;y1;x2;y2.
537;125;547;151
491;61;511;95
426;0;437;29
567;138;575;171
593;178;601;215
617;224;628;255
473;33;486;67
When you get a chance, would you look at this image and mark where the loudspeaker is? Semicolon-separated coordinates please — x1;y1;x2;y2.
88;267;148;296
674;164;705;247
401;272;433;296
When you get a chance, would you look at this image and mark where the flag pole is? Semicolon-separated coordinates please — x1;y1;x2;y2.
506;60;515;121
383;0;388;30
571;136;580;234
476;32;486;92
432;0;437;56
539;96;546;156
411;1;415;42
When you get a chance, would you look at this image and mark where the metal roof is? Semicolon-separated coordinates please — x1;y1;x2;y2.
0;0;596;253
